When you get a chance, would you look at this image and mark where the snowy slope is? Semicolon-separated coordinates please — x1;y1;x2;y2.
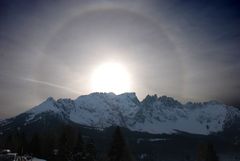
32;158;47;161
70;92;141;128
131;97;232;134
1;92;240;135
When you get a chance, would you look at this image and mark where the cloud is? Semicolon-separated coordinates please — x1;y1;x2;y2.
21;78;81;94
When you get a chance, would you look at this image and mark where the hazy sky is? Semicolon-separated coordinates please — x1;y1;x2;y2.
0;0;240;118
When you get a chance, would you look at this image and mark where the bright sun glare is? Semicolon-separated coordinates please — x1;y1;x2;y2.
90;62;132;94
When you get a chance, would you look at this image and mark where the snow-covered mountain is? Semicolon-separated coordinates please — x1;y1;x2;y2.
1;92;240;135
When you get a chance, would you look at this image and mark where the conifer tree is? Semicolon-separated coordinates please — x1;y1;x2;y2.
15;131;27;155
197;142;219;161
73;132;86;161
85;139;97;161
4;134;14;150
106;126;135;161
30;133;41;156
74;132;84;153
58;125;78;161
58;128;69;161
43;134;56;158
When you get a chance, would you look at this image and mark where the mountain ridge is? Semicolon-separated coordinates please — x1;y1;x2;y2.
1;92;240;135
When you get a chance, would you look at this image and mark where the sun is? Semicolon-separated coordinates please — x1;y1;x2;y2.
90;62;132;94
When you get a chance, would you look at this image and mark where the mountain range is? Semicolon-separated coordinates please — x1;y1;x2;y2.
1;92;240;135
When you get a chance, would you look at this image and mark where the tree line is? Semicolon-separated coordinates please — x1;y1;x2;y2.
1;126;219;161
